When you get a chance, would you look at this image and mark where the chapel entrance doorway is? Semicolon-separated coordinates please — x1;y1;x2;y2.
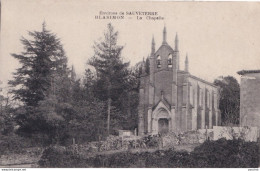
158;118;169;135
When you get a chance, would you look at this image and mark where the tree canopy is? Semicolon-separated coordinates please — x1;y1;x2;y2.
9;22;68;107
214;76;240;125
5;22;140;145
89;23;135;135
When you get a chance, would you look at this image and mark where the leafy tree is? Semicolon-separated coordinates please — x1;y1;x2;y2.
70;98;107;142
83;68;96;101
0;87;15;135
89;23;130;135
116;64;141;131
65;69;108;143
145;57;150;74
214;76;240;125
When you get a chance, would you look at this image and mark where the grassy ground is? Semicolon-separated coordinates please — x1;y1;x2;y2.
0;147;43;168
0;163;37;168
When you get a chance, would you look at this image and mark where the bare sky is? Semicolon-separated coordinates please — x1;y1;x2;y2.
1;0;260;90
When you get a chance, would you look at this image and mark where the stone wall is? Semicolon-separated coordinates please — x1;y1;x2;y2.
240;72;260;135
213;126;258;142
162;130;213;148
162;126;258;148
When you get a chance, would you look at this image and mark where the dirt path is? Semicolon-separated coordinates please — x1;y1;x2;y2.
0;163;37;168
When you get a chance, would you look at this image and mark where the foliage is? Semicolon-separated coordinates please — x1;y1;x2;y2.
145;57;150;74
0;134;42;155
191;138;259;167
38;138;259;168
38;145;89;168
67;98;107;143
6;22;106;145
89;23;129;102
6;22;140;146
7;22;72;144
214;76;240;125
89;23;138;135
9;22;68;107
143;134;160;148
0;92;15;135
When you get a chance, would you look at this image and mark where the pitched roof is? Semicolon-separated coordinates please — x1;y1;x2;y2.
155;44;174;54
237;70;260;75
152;97;171;111
188;74;218;88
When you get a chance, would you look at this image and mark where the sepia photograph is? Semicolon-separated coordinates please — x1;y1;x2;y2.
0;0;259;169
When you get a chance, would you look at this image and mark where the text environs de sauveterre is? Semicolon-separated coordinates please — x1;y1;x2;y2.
95;11;164;20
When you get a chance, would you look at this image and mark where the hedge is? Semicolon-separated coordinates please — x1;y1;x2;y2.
38;138;259;168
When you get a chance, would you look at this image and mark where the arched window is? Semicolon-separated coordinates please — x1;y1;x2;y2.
168;54;172;68
157;55;161;68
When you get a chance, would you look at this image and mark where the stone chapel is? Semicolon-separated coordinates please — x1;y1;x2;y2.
138;27;221;136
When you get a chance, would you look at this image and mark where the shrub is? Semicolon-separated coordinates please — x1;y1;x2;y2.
38;138;259;168
190;138;259;168
143;135;159;148
0;134;38;155
38;145;89;168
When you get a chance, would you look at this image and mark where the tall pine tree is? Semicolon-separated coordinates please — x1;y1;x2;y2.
9;22;68;107
9;23;69;143
89;23;129;135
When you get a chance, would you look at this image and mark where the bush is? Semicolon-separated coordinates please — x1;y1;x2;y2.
0;134;39;155
38;145;89;168
190;138;259;168
38;138;259;168
143;135;159;148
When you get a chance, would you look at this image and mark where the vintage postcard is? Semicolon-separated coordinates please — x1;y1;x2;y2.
0;0;259;169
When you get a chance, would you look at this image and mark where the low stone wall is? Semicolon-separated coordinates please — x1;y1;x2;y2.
213;126;258;142
162;126;258;148
67;127;258;155
74;131;214;154
69;135;147;154
162;130;212;148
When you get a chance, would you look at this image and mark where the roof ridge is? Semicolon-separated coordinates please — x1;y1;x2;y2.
237;70;260;75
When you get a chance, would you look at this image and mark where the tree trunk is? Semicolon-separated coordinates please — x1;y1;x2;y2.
127;92;131;129
107;97;111;136
107;81;112;136
127;92;131;117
